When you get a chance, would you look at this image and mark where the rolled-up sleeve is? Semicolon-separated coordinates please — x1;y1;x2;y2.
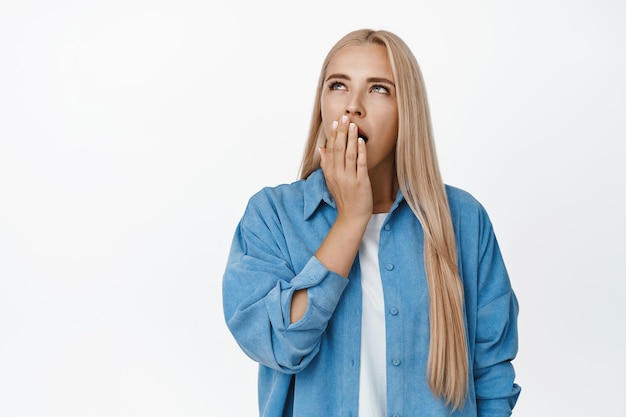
223;193;348;374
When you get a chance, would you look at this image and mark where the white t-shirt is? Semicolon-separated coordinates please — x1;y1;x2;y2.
358;213;387;417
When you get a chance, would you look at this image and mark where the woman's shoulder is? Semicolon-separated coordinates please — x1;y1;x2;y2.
444;184;484;212
248;169;324;207
247;179;306;208
444;184;495;230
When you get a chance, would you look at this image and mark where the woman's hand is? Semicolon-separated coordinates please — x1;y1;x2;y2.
319;115;372;223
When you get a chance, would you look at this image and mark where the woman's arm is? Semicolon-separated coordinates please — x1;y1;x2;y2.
473;209;521;416
222;197;349;374
291;117;372;322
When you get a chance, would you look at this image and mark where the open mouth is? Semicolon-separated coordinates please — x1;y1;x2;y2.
358;130;368;143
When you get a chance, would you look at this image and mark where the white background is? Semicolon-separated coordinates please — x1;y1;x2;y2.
1;0;624;416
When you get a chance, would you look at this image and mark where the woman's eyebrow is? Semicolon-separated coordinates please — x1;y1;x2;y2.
367;77;395;87
325;73;350;82
325;73;395;87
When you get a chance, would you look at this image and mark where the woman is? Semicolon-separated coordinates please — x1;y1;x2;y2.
222;29;520;417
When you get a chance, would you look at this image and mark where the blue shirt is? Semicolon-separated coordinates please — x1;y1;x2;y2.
222;169;521;417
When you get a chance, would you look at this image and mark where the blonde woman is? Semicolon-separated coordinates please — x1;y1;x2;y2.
223;29;520;417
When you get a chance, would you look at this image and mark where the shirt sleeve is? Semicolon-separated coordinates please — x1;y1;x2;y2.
222;192;348;374
473;208;522;417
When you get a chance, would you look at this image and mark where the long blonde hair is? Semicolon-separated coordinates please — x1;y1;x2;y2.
299;29;469;410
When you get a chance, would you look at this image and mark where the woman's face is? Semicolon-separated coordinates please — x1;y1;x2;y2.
320;43;399;173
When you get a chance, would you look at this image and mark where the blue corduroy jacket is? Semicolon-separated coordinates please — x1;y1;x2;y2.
223;169;521;417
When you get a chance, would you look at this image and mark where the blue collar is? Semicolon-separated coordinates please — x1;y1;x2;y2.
302;168;406;220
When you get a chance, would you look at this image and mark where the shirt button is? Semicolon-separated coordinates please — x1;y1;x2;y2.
392;414;400;417
384;224;391;231
390;308;399;315
392;359;401;366
385;263;394;271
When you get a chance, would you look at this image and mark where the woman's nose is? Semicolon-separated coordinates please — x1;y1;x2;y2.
344;94;364;117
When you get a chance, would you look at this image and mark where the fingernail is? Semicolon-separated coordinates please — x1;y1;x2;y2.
340;115;348;124
358;137;365;145
332;120;338;130
349;123;356;132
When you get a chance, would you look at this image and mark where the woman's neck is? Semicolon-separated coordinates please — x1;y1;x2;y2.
369;165;398;214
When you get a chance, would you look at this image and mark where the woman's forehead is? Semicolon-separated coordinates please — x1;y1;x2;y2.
325;44;393;80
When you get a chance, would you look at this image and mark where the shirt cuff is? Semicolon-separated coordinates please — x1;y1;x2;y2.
284;256;348;327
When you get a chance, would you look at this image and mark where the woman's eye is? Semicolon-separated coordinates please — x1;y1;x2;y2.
329;81;346;90
372;85;390;94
